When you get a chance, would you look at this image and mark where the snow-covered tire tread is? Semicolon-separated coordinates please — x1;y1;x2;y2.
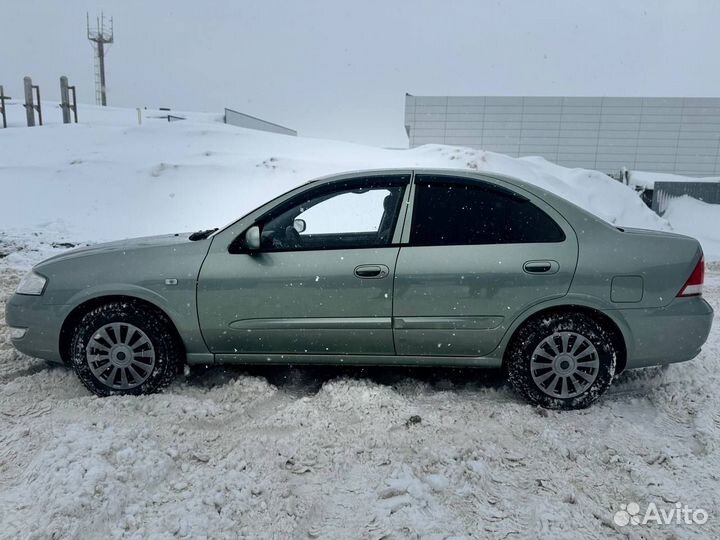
70;300;182;397
506;311;617;409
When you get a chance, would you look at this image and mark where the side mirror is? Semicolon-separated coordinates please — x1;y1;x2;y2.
293;218;307;234
245;225;261;251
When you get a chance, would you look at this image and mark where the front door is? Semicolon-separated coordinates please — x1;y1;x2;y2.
197;174;410;356
393;174;578;357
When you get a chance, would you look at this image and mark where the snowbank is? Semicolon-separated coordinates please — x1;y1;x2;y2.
663;196;720;260
0;100;716;261
0;103;662;234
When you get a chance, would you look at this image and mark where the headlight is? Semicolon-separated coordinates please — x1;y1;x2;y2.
16;271;47;295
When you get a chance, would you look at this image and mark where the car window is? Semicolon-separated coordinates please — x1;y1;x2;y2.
410;177;565;246
298;189;388;234
257;179;406;252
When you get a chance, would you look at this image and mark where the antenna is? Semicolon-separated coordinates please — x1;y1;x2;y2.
87;12;114;106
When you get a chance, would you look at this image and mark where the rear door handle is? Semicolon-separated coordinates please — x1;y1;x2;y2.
354;264;389;279
523;260;559;274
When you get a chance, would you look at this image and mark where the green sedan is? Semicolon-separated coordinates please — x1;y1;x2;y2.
5;169;714;408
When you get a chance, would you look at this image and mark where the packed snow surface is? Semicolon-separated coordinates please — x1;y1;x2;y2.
0;248;719;539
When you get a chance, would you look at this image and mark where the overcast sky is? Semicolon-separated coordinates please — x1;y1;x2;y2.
3;1;720;147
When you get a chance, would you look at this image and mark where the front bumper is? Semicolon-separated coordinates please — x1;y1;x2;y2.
620;296;714;369
5;293;65;363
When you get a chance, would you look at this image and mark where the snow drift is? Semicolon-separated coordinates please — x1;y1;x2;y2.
663;195;720;260
0;100;695;262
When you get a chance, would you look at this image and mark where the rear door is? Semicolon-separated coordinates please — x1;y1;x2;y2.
393;173;578;356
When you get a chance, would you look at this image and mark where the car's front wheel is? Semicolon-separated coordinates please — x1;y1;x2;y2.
70;300;182;396
505;311;617;409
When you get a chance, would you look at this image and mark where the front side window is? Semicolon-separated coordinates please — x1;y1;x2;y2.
410;177;565;246
254;177;407;252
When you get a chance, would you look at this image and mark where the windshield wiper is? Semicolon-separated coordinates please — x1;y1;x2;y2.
189;228;218;241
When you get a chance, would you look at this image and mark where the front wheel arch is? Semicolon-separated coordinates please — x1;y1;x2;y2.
59;295;185;366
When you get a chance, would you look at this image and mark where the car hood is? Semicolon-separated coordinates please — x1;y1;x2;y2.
35;233;198;267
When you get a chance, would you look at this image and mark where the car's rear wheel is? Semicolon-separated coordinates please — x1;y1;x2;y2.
505;311;617;409
70;300;182;396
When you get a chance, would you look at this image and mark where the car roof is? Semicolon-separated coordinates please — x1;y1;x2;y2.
306;167;537;194
304;167;610;232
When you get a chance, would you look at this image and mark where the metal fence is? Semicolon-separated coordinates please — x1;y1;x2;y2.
652;181;720;215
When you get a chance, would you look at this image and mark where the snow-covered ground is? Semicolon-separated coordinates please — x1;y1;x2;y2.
0;103;719;538
0;246;718;539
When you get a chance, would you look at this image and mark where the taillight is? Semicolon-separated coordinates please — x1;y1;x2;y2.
677;255;704;297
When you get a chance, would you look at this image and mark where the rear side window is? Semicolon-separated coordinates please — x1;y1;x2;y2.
410;178;565;246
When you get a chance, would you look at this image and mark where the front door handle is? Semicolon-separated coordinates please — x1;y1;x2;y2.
354;264;389;279
523;260;559;274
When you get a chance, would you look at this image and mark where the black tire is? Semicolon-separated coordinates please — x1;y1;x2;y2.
70;300;182;397
505;311;617;409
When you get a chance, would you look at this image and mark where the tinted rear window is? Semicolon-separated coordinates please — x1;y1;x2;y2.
411;179;565;246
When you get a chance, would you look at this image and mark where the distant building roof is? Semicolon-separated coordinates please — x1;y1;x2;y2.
224;108;296;136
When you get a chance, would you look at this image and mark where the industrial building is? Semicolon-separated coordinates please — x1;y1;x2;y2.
404;95;720;176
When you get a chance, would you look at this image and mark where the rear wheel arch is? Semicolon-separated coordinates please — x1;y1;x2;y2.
503;304;627;374
59;295;185;365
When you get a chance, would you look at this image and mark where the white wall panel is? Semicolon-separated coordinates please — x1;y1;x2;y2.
405;95;720;175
